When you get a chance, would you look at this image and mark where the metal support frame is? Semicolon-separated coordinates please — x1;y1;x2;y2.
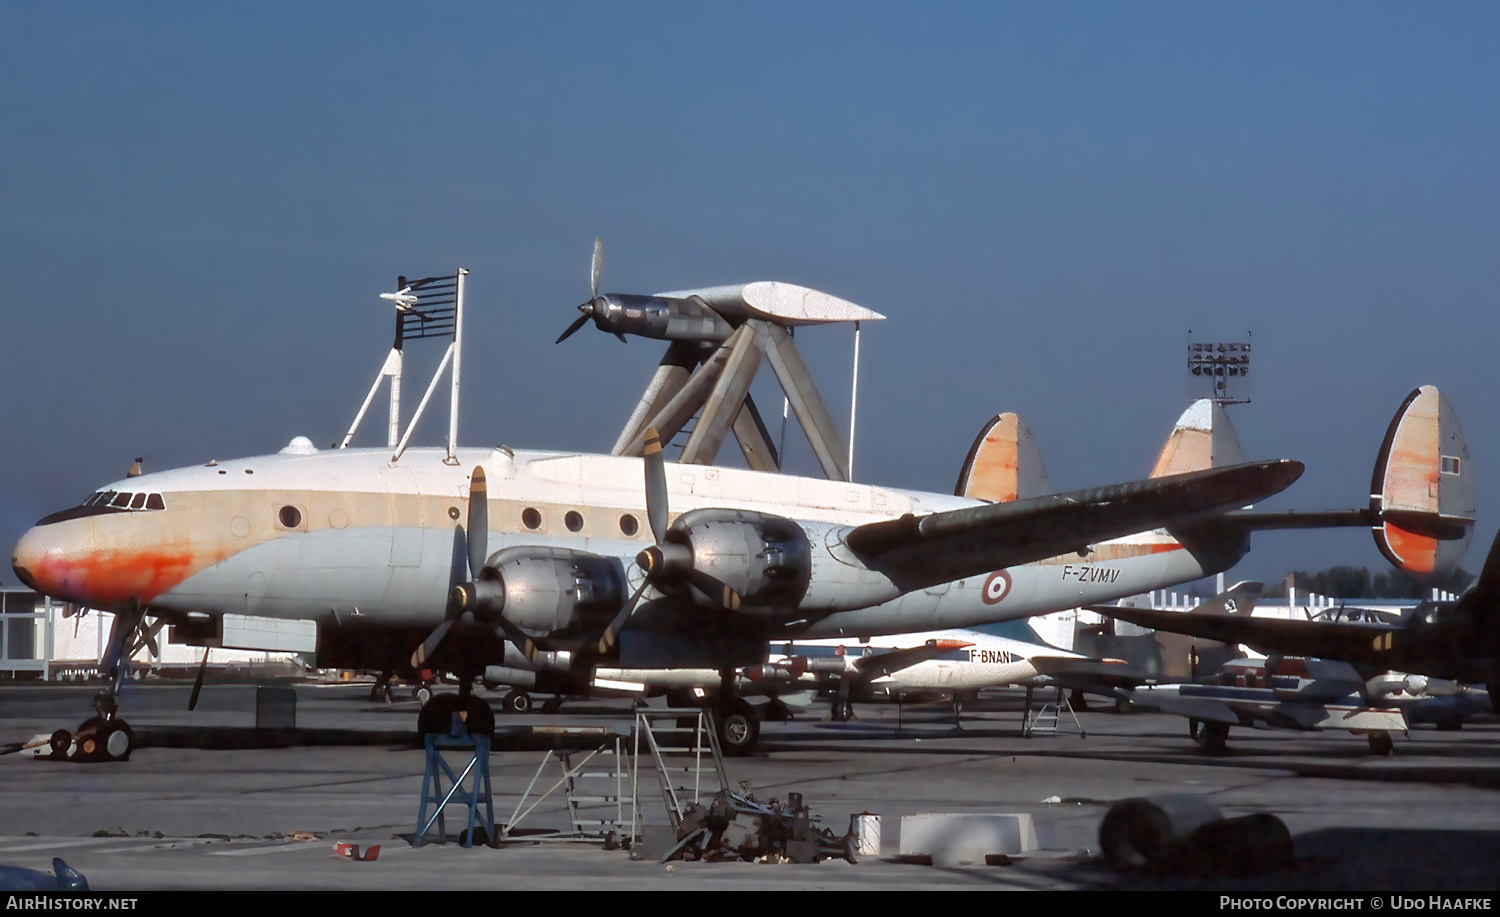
341;269;468;463
613;320;851;481
414;721;495;848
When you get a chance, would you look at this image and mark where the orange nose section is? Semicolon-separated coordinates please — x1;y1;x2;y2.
11;521;197;606
12;525;65;597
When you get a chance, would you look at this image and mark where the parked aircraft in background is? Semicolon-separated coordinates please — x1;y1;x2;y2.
1101;526;1500;717
769;628;1131;721
9;260;1467;758
1128;655;1411;755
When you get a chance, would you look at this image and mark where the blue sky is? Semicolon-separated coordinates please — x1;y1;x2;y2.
3;3;1498;588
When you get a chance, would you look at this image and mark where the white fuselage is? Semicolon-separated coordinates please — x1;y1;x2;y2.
13;442;1226;660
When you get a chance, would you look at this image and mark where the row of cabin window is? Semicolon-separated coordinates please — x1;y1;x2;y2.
86;491;166;511
520;506;641;537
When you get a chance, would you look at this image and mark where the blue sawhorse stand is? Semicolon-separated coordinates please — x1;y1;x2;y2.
414;716;496;848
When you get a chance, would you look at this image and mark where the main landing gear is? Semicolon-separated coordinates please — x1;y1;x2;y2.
712;671;760;756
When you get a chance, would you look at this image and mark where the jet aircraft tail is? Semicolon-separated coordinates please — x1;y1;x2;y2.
954;413;1051;502
1077;582;1261;683
1370;386;1476;577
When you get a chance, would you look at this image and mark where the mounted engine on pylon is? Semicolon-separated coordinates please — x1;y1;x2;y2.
656;509;812;612
458;546;627;639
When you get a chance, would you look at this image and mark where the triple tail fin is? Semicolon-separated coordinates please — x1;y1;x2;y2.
1371;386;1476;576
1221;385;1475;579
955;413;1051;502
1150;399;1245;477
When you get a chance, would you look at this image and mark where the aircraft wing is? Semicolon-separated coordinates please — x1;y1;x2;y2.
1097;605;1402;667
1028;655;1139;684
845;460;1304;592
849;639;973;679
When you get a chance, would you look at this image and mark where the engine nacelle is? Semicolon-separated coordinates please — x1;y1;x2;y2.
668;509;813;612
589;294;733;342
467;546;627;639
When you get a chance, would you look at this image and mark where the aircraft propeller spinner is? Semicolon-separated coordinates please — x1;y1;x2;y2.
556;236;628;344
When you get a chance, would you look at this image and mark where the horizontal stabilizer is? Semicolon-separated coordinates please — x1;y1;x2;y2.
954;413;1051;502
847;460;1304;592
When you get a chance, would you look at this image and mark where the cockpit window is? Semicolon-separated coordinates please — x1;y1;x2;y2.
82;491;166;512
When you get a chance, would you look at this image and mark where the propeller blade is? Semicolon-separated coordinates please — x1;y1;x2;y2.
555;311;591;344
598;577;651;654
188;647;209;711
493;615;542;663
411;617;457;670
467;467;488;578
684;568;742;611
643;426;668;543
591;236;603;300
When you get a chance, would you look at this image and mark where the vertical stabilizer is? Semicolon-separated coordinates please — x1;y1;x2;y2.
1150;399;1245;478
954;413;1051;502
1189;581;1263;616
1371;386;1475;576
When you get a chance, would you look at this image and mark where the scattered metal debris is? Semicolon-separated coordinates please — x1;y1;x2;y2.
661;790;857;864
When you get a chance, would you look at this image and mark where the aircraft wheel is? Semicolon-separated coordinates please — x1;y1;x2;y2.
541;697;563;714
48;730;72;760
503;691;532;715
1189;718;1229;754
831;698;853;722
102;721;134;761
70;718;104;763
1368;732;1395;756
715;699;759;756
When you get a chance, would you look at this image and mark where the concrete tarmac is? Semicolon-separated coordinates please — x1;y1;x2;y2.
2;682;1499;891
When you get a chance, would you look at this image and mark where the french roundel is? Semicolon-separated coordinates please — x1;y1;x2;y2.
981;570;1012;605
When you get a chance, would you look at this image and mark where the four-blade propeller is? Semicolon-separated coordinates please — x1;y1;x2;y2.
597;427;742;653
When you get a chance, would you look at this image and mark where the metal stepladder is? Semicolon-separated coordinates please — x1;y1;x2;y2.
501;724;632;846
630;706;729;852
414;714;496;848
1022;685;1085;738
